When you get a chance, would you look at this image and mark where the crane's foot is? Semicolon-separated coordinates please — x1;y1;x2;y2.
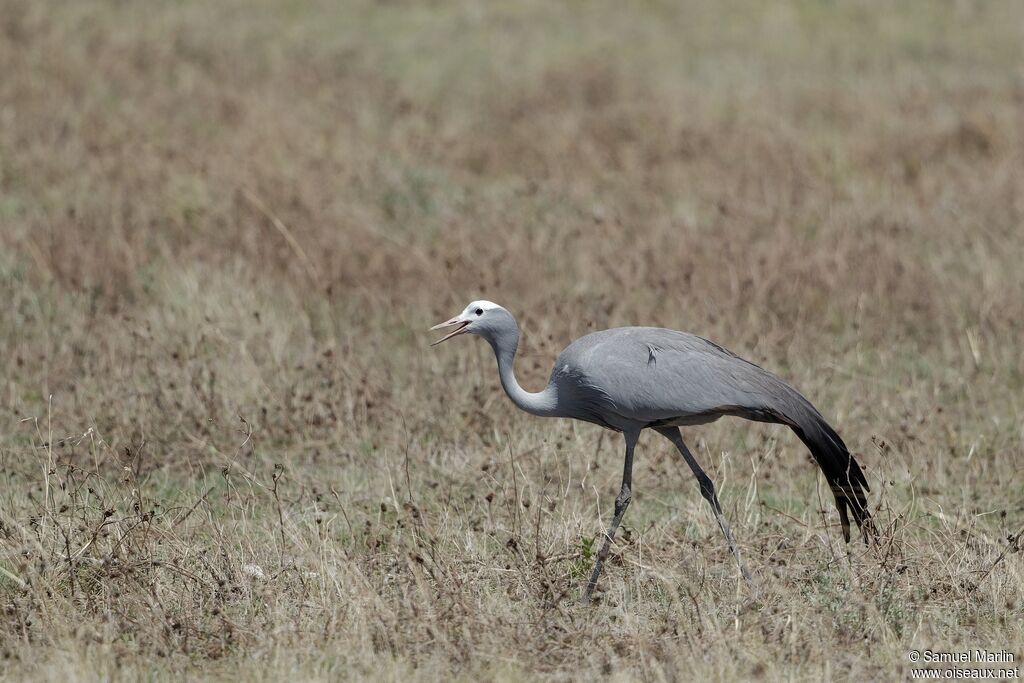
582;557;604;603
712;508;759;598
582;484;631;603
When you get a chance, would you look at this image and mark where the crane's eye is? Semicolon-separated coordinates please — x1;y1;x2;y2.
475;308;483;316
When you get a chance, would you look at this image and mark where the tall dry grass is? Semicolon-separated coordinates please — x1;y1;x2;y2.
1;0;1023;680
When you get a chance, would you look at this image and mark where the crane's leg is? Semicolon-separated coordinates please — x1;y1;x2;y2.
584;429;639;602
655;426;755;590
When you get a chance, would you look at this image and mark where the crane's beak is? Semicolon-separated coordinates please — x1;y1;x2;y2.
429;317;470;346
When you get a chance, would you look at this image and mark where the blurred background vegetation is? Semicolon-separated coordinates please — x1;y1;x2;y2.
1;1;1022;680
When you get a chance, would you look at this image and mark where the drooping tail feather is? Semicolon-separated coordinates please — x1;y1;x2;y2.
742;379;874;543
788;410;873;542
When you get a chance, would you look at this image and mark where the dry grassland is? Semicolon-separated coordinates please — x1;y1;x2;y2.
1;1;1023;680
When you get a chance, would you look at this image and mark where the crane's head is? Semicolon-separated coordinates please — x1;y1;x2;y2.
429;300;515;346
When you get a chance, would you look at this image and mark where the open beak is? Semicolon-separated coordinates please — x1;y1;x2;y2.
429;317;470;346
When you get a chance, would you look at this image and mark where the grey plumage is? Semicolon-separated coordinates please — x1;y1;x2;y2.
551;327;871;538
431;300;873;599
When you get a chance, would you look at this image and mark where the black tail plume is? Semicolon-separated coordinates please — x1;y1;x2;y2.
738;376;874;543
785;405;874;543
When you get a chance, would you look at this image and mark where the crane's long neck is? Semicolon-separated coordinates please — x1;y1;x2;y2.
488;327;559;418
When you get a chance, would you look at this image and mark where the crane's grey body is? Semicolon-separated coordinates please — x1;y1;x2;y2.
431;301;873;600
549;327;804;431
